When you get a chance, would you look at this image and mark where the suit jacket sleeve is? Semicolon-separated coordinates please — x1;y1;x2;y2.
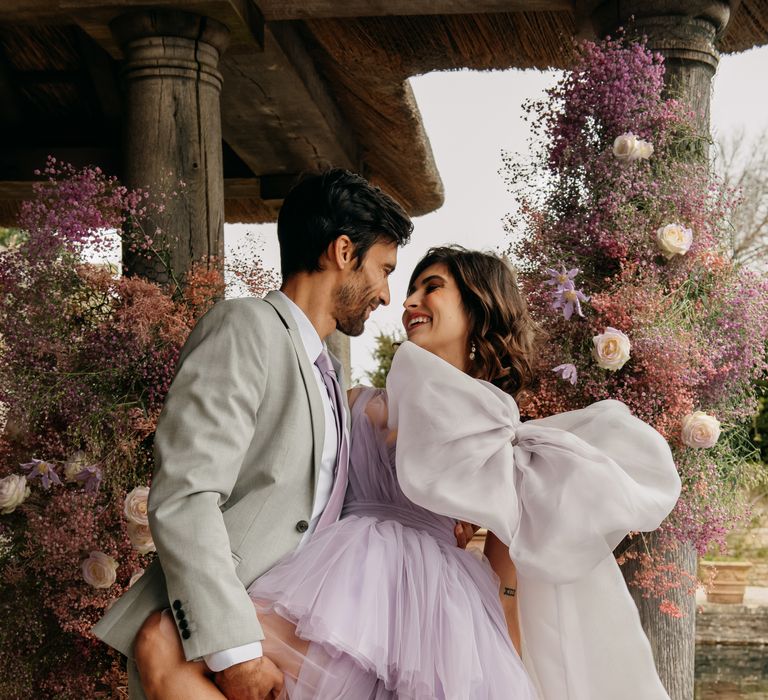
148;299;268;660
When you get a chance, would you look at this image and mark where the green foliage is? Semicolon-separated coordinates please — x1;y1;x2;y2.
365;330;405;388
0;227;25;249
752;381;768;465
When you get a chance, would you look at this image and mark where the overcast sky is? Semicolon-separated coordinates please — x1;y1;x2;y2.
226;44;768;381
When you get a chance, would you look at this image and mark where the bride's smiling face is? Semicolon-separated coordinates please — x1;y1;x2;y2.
402;263;470;370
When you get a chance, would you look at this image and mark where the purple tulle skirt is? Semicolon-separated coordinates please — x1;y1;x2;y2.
247;510;537;699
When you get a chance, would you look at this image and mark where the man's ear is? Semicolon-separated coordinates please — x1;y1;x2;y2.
326;235;356;271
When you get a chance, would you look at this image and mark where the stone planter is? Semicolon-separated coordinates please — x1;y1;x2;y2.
699;560;753;604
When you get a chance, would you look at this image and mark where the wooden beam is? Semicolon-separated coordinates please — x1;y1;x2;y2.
0;181;34;199
219;22;360;178
61;0;265;58
269;21;361;171
222;177;260;198
2;0;573;23
0;177;272;202
255;0;573;20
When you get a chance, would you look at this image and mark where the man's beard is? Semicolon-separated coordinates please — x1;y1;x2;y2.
334;278;375;337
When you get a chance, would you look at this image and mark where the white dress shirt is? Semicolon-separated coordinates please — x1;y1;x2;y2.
204;291;341;672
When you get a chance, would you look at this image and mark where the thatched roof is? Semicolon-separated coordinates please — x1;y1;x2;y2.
0;1;766;226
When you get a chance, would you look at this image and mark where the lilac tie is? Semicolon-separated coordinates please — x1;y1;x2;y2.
314;350;349;531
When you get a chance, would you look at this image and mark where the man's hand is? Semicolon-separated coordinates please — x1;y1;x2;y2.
454;521;480;549
214;655;284;700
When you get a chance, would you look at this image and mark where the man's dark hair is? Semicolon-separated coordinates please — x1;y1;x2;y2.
277;169;413;279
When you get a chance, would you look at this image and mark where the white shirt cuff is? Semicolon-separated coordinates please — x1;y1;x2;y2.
204;641;263;672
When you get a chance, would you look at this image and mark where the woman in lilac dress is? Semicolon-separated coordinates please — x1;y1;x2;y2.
134;247;680;699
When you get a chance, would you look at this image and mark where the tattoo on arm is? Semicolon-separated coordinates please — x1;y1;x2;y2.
503;586;517;597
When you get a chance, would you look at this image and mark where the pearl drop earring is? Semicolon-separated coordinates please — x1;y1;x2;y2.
469;342;476;361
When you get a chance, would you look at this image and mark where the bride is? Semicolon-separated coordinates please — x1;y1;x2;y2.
134;246;680;699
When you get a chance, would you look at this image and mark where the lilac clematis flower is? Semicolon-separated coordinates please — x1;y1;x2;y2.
20;458;62;490
545;265;580;290
74;464;102;493
552;281;590;320
552;363;578;385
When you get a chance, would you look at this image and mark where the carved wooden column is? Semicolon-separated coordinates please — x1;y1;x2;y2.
588;4;730;699
111;10;230;285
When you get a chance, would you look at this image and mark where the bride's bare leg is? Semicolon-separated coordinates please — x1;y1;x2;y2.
134;610;226;700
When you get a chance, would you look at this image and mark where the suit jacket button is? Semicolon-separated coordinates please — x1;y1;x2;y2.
179;619;189;630
176;609;186;621
172;600;182;611
295;520;309;533
181;629;191;640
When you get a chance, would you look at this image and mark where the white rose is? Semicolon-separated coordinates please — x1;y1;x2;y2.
592;327;631;371
681;411;721;449
63;451;88;482
613;133;653;161
127;521;156;555
613;133;639;161
656;223;693;259
636;140;654;159
81;551;118;589
0;474;30;514
124;486;150;526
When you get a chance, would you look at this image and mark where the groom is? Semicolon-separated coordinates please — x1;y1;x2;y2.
93;169;413;699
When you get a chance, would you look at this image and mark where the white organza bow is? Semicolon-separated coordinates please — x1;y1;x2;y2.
387;341;680;700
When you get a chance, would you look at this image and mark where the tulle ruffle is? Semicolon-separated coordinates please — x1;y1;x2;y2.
248;515;536;700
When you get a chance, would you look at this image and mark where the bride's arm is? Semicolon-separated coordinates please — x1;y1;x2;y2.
484;531;521;656
347;386;365;410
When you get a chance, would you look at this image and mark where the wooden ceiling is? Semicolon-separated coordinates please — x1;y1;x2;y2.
0;1;765;225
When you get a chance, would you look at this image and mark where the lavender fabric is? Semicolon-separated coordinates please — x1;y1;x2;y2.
313;350;349;531
247;387;537;699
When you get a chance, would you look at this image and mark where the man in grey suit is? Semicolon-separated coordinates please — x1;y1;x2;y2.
93;169;413;699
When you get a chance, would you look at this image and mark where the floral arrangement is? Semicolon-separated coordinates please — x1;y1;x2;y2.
0;160;276;697
505;38;768;613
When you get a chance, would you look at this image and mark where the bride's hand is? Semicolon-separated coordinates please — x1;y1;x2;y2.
214;655;284;700
454;521;479;549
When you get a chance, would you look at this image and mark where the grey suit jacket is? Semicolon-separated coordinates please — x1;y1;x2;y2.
93;291;348;661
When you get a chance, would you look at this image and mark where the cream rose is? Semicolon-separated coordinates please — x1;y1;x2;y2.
81;551;118;589
127;522;156;555
63;450;88;482
124;486;150;526
681;411;721;449
0;474;30;514
656;223;693;259
613;133;653;161
592;327;631;371
636;140;654;159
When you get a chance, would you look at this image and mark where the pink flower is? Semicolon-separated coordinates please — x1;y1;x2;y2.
552;363;578;385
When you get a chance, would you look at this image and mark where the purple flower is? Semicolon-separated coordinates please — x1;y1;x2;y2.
552;281;590;320
74;464;102;493
20;458;62;490
552;363;578;385
545;265;580;290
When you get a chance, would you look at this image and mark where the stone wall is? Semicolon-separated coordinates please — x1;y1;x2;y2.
728;493;768;587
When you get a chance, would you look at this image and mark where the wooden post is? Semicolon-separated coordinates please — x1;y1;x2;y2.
588;4;730;698
326;331;352;388
111;10;230;285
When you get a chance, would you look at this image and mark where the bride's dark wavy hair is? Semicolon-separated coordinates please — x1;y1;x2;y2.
408;246;540;399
